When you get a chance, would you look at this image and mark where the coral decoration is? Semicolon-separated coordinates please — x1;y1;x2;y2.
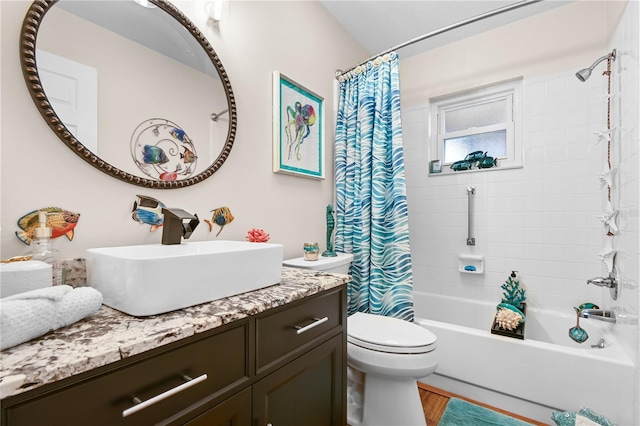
495;308;522;331
501;271;526;309
246;228;270;243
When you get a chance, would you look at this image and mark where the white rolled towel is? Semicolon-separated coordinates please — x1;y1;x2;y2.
1;285;103;351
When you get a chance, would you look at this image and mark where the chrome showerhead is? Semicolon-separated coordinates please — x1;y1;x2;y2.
575;49;616;82
575;68;592;82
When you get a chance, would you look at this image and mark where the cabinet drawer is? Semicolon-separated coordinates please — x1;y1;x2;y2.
4;322;250;426
256;288;343;373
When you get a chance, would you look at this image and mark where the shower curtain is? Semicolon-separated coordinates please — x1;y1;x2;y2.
334;52;414;321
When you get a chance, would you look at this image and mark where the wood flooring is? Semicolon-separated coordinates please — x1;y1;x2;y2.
418;382;548;425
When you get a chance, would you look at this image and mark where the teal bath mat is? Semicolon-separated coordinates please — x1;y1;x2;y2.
439;398;533;426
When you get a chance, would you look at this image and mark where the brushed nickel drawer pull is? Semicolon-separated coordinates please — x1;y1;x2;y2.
122;373;208;417
294;316;328;335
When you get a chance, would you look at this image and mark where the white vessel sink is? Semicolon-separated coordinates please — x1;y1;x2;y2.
86;240;283;316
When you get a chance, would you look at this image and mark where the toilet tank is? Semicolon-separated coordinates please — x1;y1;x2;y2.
283;252;353;274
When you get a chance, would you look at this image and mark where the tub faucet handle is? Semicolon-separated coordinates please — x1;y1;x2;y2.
586;269;618;300
586;277;616;288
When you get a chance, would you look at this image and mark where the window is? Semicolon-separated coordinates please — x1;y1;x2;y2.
429;79;522;174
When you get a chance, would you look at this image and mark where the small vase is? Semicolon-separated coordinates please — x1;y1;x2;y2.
303;242;319;261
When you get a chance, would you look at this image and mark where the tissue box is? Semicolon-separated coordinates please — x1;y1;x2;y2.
0;260;52;298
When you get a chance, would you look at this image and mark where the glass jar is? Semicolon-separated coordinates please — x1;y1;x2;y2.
303;242;319;261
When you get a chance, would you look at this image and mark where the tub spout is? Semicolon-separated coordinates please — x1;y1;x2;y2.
579;309;616;323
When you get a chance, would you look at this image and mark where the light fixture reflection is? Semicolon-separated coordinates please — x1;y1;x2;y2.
204;0;229;22
134;0;157;9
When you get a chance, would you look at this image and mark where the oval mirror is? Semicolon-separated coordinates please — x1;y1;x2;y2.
20;0;237;188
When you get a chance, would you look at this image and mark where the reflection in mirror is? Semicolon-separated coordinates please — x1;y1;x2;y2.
20;0;236;188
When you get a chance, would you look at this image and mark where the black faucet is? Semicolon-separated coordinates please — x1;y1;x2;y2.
161;208;200;245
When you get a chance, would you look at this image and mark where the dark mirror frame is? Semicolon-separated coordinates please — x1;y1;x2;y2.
20;0;237;188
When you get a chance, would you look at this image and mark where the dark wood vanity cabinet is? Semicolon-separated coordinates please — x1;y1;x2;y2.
1;286;346;426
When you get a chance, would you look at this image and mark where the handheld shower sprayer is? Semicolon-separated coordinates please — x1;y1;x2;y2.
575;49;616;82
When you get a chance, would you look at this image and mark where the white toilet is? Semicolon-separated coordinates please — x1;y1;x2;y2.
283;253;439;426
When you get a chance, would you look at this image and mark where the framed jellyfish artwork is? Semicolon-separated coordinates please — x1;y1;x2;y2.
272;71;324;179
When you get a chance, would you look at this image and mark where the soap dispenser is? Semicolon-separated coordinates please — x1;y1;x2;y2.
30;211;64;285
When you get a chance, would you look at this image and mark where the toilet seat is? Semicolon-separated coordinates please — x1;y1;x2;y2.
347;312;437;354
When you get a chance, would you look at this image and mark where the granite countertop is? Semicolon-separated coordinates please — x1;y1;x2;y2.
0;267;350;399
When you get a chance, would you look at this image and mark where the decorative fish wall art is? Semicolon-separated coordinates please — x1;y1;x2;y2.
15;207;81;245
130;119;199;182
142;145;169;165
131;195;165;231
205;207;234;237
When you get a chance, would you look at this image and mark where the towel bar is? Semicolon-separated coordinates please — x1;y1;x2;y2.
467;186;475;246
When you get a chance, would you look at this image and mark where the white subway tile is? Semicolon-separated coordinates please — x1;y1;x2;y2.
403;27;638;375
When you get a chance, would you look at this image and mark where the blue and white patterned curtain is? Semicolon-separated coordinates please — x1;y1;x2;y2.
334;52;414;321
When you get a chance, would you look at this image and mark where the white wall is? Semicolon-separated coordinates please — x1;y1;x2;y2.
401;0;638;423
0;1;367;260
400;0;625;107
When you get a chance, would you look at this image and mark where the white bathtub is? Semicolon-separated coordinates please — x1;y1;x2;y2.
413;292;635;425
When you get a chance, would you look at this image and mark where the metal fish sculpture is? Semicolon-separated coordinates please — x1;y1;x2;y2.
450;160;472;171
181;147;197;164
132;195;165;231
142;145;169;165
450;151;498;171
159;171;178;182
171;128;186;142
465;151;487;162
205;207;234;237
15;207;81;245
477;156;498;169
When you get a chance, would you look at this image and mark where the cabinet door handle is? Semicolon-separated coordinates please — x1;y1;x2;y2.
294;316;328;335
122;373;208;417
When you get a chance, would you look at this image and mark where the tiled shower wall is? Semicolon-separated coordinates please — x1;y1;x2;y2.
609;0;639;421
403;2;638;421
405;70;613;311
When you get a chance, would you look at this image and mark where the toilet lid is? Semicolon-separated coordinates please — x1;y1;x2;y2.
347;312;437;354
282;252;353;270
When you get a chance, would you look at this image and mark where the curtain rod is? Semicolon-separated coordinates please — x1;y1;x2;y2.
335;0;544;79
